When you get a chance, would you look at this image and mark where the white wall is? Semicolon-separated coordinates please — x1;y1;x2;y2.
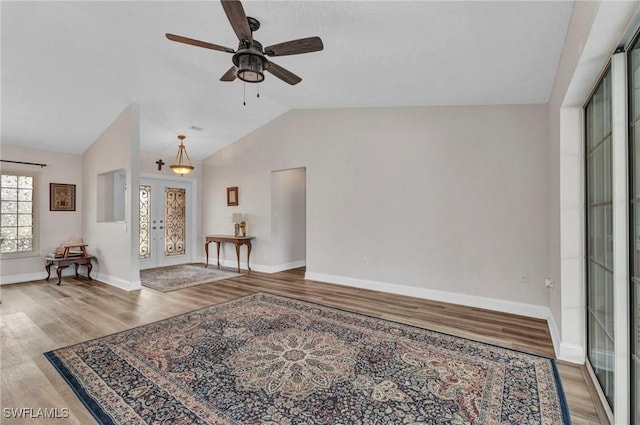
271;168;306;270
203;105;551;312
0;145;83;284
82;104;141;290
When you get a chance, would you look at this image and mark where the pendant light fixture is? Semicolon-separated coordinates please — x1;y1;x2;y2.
170;135;194;176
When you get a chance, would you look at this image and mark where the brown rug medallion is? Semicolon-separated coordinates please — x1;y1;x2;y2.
140;263;241;292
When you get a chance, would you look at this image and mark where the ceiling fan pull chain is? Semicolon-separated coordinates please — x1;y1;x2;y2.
243;81;246;106
257;83;260;98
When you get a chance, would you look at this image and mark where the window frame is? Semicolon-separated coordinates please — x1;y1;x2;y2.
0;169;40;260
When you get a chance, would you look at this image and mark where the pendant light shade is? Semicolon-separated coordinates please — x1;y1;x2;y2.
170;135;194;176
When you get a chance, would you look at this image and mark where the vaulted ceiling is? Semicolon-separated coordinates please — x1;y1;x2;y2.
2;1;573;160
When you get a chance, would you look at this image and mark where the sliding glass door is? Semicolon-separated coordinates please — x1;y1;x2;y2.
585;67;614;409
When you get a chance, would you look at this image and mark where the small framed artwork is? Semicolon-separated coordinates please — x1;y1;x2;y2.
50;183;76;211
227;186;238;206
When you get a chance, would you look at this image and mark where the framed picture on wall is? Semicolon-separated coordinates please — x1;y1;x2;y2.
50;183;76;211
227;186;238;206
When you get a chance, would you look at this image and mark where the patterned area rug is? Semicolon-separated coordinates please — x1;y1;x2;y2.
140;264;241;292
45;293;570;424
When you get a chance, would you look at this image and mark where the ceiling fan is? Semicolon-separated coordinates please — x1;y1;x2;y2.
166;0;324;85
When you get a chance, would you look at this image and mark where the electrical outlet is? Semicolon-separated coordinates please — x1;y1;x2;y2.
520;271;528;284
545;278;555;289
363;257;368;265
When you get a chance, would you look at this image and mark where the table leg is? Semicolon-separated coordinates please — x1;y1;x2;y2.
74;263;80;278
45;261;52;281
56;265;68;286
87;263;93;280
216;242;221;268
247;242;252;271
235;243;241;273
205;241;210;268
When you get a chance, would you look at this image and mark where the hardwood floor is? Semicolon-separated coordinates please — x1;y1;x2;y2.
0;267;607;424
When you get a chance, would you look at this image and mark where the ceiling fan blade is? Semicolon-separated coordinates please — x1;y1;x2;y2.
220;0;252;44
220;66;237;81
266;61;302;85
264;37;324;57
166;33;234;53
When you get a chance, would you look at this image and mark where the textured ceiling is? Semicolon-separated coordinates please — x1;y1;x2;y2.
1;1;573;160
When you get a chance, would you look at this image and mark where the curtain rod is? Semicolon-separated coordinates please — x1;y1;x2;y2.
0;160;47;168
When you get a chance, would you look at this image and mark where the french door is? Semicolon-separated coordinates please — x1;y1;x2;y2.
139;178;192;270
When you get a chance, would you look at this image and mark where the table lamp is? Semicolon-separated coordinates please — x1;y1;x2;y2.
231;213;243;236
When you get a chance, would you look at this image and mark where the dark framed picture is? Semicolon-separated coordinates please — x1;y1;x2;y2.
227;186;238;206
50;183;76;211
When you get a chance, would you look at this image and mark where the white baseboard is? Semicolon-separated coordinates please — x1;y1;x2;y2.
213;259;305;274
94;272;141;291
547;314;586;363
0;269;141;292
558;342;586;364
305;271;551;319
304;271;583;364
0;265;84;285
266;260;306;273
0;271;48;285
547;313;562;357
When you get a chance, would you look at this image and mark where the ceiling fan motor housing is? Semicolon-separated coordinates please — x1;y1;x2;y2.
233;40;268;83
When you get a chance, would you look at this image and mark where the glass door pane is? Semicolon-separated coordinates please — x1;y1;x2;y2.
164;187;186;256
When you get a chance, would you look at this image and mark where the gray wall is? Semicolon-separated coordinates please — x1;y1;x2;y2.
203;104;550;307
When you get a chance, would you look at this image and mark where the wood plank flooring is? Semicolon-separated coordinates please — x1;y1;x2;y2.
0;268;607;424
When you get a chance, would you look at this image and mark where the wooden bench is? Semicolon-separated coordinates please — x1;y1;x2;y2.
45;256;95;285
45;247;95;285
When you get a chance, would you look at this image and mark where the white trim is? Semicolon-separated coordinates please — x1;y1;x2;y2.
586;359;615;424
0;264;86;285
305;271;587;363
268;260;306;273
214;259;305;274
305;272;547;319
558;342;586;364
559;106;587;365
0;271;47;285
547;312;562;357
94;272;141;291
611;51;630;425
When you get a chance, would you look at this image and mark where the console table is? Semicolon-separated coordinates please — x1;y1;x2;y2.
204;235;255;272
45;255;95;285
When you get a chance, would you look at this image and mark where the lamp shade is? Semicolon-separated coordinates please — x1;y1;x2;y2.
231;212;243;223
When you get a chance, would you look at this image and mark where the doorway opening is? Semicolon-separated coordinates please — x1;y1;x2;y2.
271;168;306;271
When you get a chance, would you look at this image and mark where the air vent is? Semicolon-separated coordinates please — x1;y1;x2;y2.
190;125;203;131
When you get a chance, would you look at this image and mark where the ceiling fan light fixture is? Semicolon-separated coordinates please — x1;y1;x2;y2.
236;53;265;83
170;135;194;176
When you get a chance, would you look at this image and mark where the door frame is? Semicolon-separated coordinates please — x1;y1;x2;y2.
139;173;198;269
